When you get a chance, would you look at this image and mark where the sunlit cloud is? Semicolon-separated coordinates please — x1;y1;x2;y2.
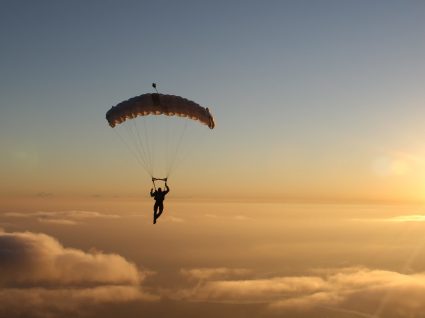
233;215;253;221
172;267;253;302
164;216;185;223
3;212;29;218
2;210;120;225
202;213;252;221
351;214;425;223
0;286;151;318
37;218;79;225
0;229;146;285
175;266;425;317
181;275;326;303
181;267;251;281
268;267;425;317
385;215;425;222
0;229;158;317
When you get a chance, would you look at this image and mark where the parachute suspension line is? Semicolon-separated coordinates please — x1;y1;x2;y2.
122;124;152;177
107;86;215;181
167;119;188;178
125;120;152;174
112;128;152;177
152;177;168;192
142;114;155;177
148;83;159;177
130;118;153;175
165;114;171;177
167;121;209;180
166;118;189;178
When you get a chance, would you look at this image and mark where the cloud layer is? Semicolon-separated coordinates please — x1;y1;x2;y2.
175;266;425;317
3;210;120;226
0;229;157;317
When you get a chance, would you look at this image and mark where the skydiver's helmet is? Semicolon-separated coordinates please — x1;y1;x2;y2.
158;188;162;192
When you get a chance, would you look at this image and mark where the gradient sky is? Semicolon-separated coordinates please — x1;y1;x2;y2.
4;2;425;318
2;0;425;202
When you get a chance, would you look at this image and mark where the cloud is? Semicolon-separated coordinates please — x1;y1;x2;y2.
351;214;425;223
180;274;325;303
202;213;253;221
3;212;30;218
0;229;158;317
385;215;425;223
0;230;142;285
269;268;425;317
181;267;251;281
2;210;120;225
176;266;425;317
37;218;78;225
233;215;253;221
165;216;185;223
0;286;150;318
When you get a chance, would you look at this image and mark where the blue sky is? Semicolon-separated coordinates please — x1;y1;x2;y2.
2;0;425;201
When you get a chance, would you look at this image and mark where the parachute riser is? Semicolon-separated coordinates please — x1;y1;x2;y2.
152;177;167;182
152;177;167;190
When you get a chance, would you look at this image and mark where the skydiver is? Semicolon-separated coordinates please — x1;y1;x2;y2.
150;183;170;224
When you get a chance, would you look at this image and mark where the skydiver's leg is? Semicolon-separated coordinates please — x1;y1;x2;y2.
155;203;164;221
153;202;159;224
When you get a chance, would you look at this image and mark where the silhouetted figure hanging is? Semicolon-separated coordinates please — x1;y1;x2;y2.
150;183;170;224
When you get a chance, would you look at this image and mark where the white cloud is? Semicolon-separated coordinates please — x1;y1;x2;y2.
0;285;158;318
386;215;425;223
351;214;425;223
184;275;326;303
0;230;143;285
181;267;251;281
2;210;120;225
233;215;253;221
176;266;425;317
165;216;185;223
37;218;78;225
0;230;158;317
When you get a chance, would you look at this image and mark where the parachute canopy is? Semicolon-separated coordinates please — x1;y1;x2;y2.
106;93;215;129
106;91;215;180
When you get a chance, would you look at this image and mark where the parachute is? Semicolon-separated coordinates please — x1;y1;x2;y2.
106;93;215;129
106;89;215;184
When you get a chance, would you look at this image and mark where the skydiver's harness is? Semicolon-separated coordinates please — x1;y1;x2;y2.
152;177;167;191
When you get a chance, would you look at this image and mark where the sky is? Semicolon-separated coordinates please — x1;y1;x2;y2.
2;0;425;202
2;1;425;317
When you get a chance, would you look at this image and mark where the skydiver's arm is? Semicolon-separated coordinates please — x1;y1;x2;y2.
150;189;155;197
165;184;170;194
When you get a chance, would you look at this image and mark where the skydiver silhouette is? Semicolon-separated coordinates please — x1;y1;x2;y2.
150;183;170;224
